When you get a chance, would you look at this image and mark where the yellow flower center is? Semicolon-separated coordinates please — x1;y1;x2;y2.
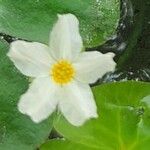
51;60;75;84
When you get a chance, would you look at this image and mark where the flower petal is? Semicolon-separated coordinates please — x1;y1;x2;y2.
18;77;58;123
7;40;53;77
58;81;98;126
49;14;83;60
73;51;116;84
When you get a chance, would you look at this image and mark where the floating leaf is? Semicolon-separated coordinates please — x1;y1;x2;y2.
53;81;150;150
0;41;53;150
0;0;120;47
40;140;97;150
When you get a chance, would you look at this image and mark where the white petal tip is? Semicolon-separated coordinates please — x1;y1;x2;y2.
18;105;44;123
69;113;99;127
17;101;26;114
18;102;47;123
71;121;85;127
30;117;42;124
7;41;23;59
57;14;62;18
93;113;99;118
107;52;115;58
10;40;23;48
57;13;76;17
6;52;11;58
57;13;78;24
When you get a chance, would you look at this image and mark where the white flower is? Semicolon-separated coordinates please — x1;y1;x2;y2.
7;14;116;126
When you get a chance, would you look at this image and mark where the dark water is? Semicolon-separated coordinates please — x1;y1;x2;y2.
0;0;149;84
90;0;150;83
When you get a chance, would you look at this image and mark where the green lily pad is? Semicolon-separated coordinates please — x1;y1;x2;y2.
0;40;53;150
40;140;97;150
0;0;120;47
53;81;150;150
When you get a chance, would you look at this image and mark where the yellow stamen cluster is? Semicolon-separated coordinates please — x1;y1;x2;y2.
51;60;75;84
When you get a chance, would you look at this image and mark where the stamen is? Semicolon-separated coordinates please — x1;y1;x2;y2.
50;60;75;84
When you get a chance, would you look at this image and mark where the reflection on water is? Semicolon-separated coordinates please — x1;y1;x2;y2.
90;0;150;83
0;0;150;83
